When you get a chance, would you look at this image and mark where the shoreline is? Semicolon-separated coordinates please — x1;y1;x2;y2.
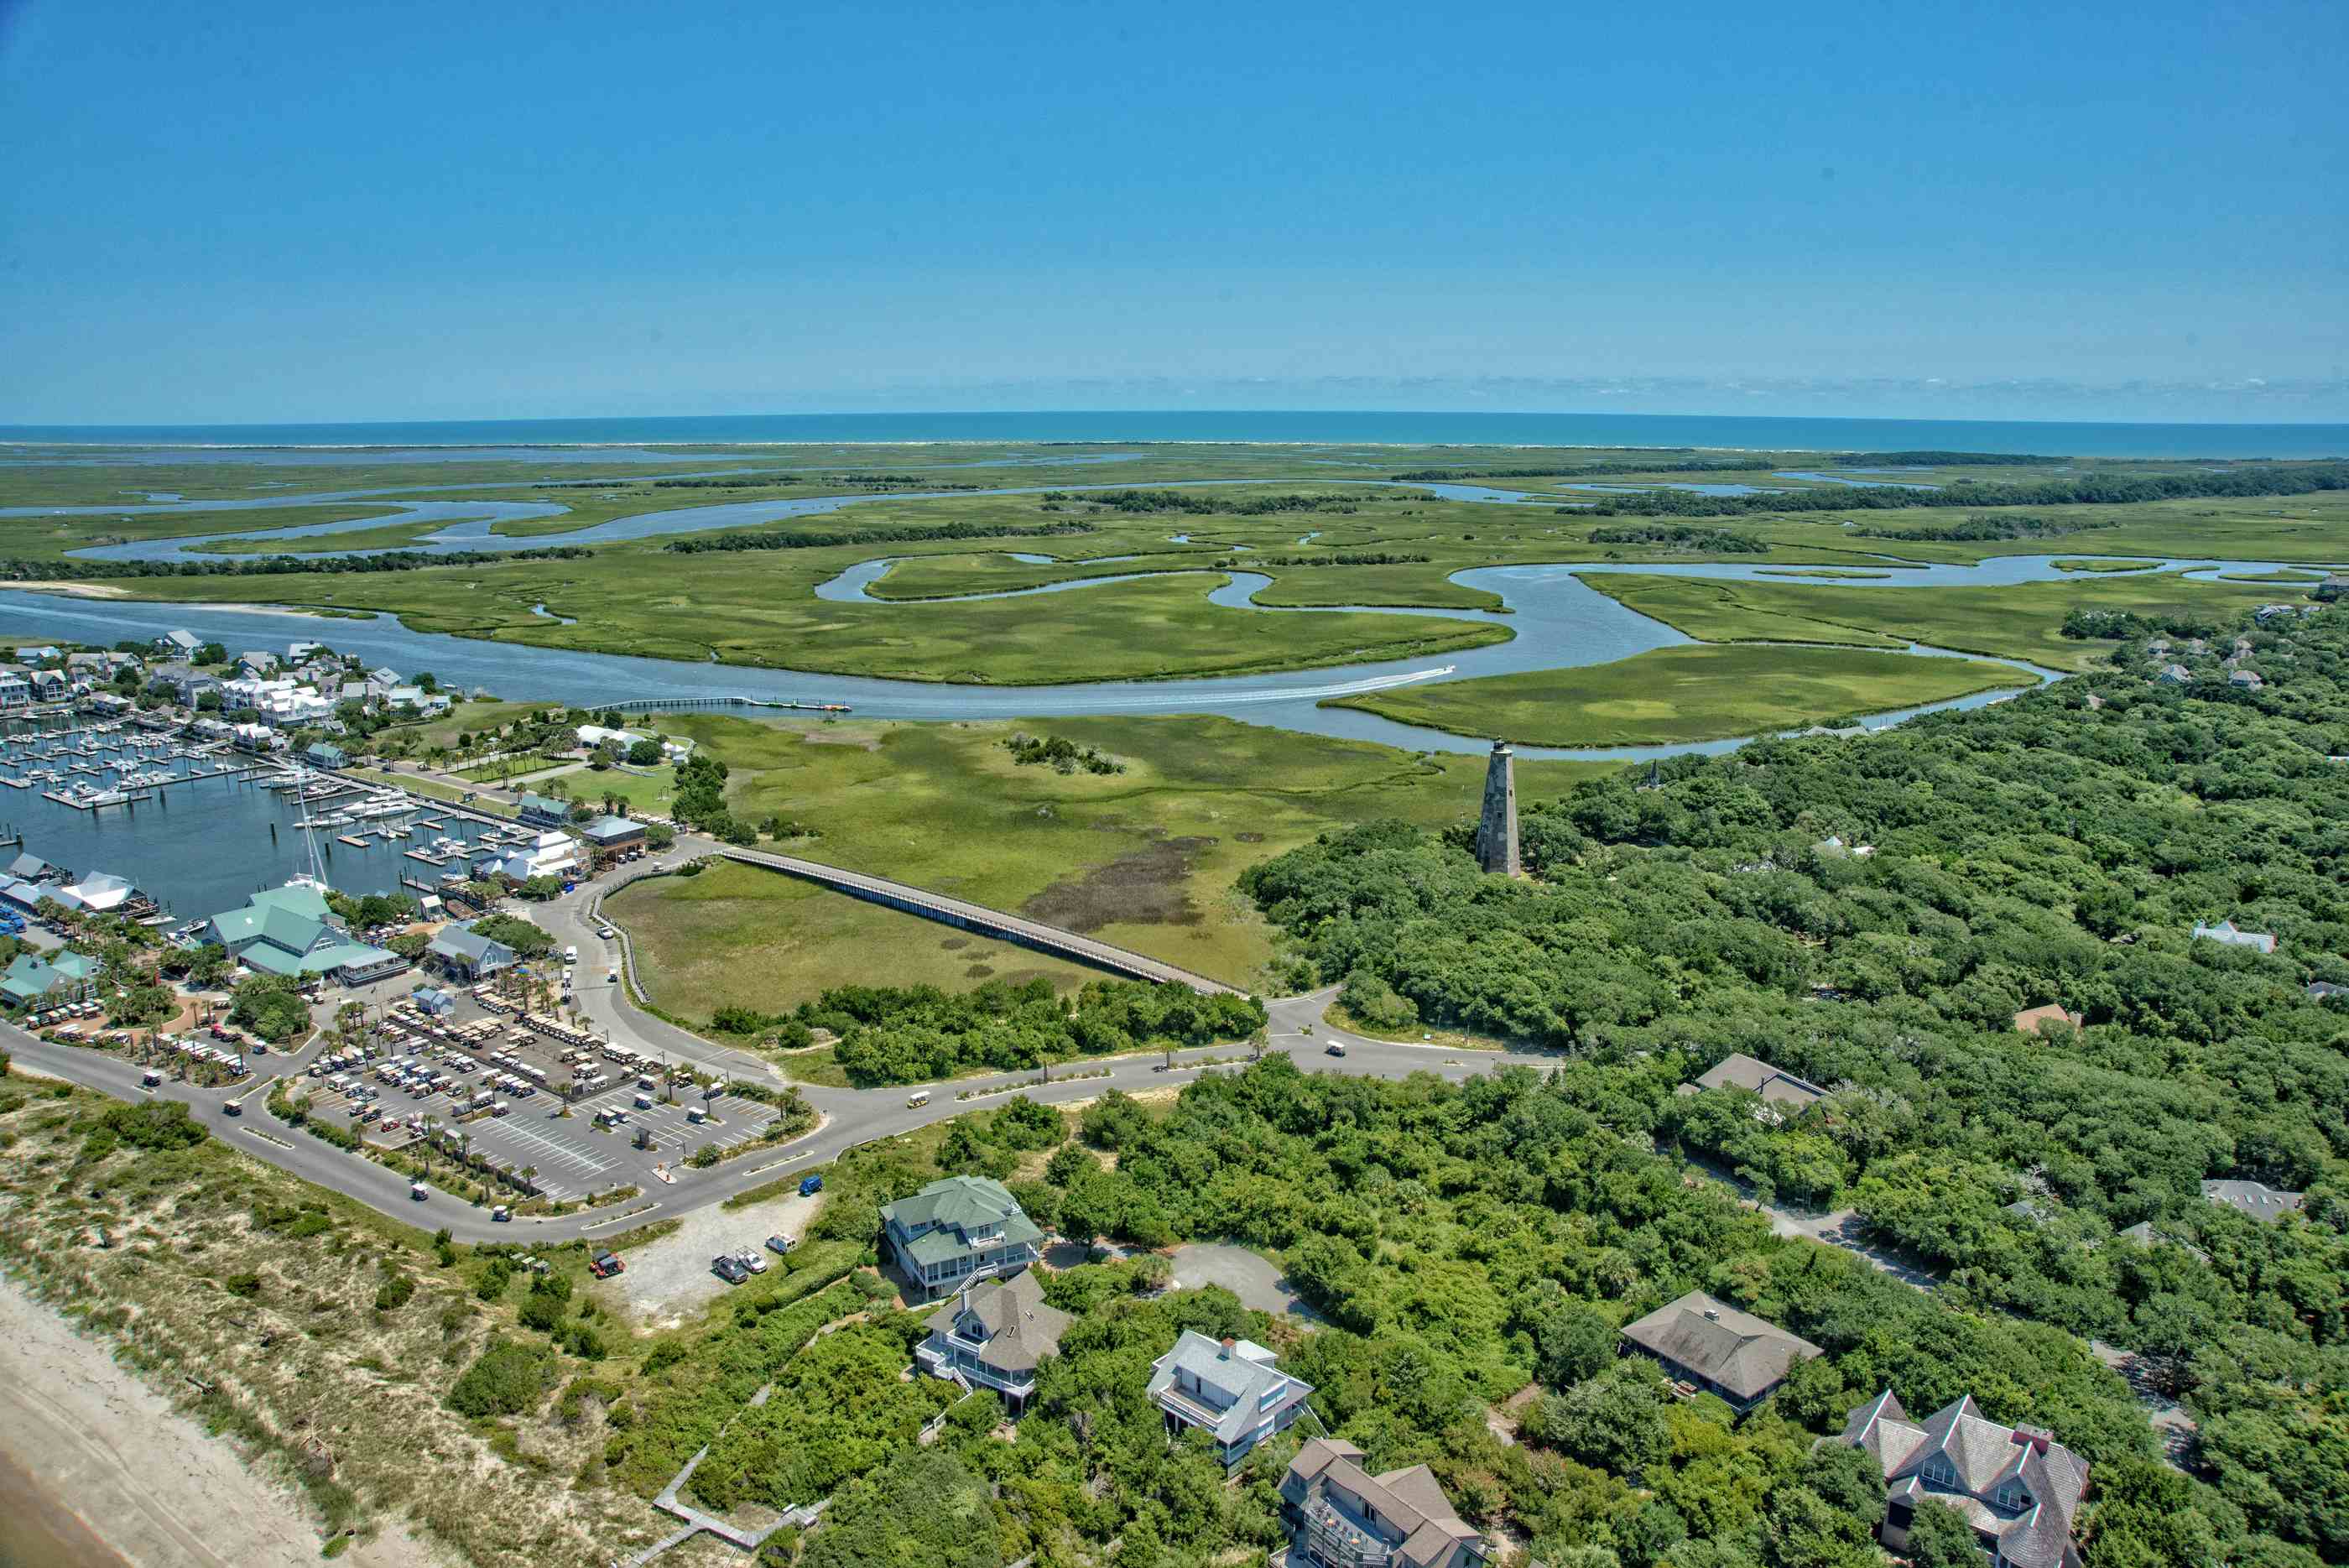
0;1272;436;1568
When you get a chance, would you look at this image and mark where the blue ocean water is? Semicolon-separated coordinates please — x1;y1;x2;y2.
2;409;2345;460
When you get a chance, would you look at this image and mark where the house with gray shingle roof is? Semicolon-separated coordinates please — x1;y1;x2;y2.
881;1175;1044;1300
914;1268;1070;1413
424;924;518;982
1619;1291;1822;1414
1675;1052;1827;1123
1280;1437;1491;1568
1148;1331;1314;1468
1843;1391;2089;1568
2201;1178;2304;1222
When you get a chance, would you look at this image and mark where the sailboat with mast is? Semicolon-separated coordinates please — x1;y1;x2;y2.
287;810;331;894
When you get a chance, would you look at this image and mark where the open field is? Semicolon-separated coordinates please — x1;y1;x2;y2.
610;858;1107;1018
604;714;1617;1003
1328;643;2036;746
1584;570;2291;671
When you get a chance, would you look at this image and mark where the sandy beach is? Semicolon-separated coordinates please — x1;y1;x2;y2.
0;1274;438;1568
6;581;133;598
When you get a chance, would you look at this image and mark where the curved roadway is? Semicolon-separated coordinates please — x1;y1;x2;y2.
3;847;1558;1245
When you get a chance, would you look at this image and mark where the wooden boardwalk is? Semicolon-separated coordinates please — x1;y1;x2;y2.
720;847;1241;995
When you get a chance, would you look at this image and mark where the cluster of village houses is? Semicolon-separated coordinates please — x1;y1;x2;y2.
884;1171;2103;1568
3;629;454;757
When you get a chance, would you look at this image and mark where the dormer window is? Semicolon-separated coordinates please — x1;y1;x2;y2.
1924;1457;1958;1489
1996;1482;2029;1510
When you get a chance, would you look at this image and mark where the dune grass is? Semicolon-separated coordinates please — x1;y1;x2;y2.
1327;643;2036;747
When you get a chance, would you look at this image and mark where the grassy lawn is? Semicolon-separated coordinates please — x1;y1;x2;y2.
1327;643;2036;746
565;765;675;817
605;713;1619;1003
608;859;1107;1027
1583;570;2291;672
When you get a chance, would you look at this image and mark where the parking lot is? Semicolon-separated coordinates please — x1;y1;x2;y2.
291;971;779;1202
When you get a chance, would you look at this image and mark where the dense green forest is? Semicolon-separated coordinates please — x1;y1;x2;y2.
662;518;1091;554
0;544;592;580
1042;489;1367;516
1567;462;2349;517
799;977;1268;1084
1232;603;2349;1565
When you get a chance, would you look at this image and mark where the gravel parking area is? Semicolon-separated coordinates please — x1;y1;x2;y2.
604;1189;824;1330
1169;1242;1320;1321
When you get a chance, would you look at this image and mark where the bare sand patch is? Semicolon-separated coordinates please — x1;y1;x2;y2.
0;1274;439;1568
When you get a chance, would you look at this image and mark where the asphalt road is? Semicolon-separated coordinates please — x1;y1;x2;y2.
3;852;1560;1247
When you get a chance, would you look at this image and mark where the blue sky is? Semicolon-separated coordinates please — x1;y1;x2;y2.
2;0;2343;424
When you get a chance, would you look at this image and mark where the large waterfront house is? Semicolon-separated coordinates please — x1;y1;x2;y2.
1675;1052;1827;1123
1278;1438;1489;1568
1617;1291;1822;1414
1843;1391;2088;1568
914;1268;1071;1413
517;793;572;828
0;674;28;710
424;925;518;982
204;886;407;985
1;951;102;1009
880;1175;1044;1300
1147;1331;1315;1467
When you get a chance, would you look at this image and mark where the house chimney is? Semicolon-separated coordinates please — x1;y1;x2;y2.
1219;1337;1236;1358
2012;1426;2050;1454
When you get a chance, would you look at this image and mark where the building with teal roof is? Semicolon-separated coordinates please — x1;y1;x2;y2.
3;950;102;1008
881;1175;1046;1300
203;885;407;985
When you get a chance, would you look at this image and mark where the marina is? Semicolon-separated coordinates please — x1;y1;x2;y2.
0;714;517;923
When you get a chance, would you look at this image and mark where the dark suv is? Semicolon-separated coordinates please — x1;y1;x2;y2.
711;1254;749;1284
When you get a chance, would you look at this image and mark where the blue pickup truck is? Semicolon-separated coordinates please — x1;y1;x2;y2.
799;1173;823;1197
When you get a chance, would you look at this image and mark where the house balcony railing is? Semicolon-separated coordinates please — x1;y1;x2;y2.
915;1340;1036;1395
1156;1383;1243;1431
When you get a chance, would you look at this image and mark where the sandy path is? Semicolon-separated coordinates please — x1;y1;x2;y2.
0;1274;440;1568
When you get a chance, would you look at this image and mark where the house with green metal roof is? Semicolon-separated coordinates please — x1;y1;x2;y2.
1;951;101;1008
302;742;347;769
517;793;571;827
881;1175;1045;1300
203;885;407;985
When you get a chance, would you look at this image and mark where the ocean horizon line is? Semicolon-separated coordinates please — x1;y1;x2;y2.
3;408;2346;461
